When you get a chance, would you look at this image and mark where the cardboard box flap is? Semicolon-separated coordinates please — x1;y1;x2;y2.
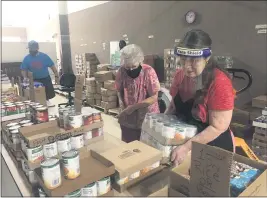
91;150;114;168
20;120;59;135
189;142;234;197
101;141;162;178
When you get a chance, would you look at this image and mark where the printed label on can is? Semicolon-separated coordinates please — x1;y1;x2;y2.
71;135;84;150
82;182;98;196
97;177;111;195
57;138;71;153
16;104;26;113
41;159;61;189
83;131;92;140
26;146;44;163
62;151;80;179
69;114;83;129
43;142;58;158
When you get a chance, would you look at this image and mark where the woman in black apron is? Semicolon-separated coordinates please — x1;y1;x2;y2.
165;30;235;166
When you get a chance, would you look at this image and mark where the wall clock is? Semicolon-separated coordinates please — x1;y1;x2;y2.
185;11;196;24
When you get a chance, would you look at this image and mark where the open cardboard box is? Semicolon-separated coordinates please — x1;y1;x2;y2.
142;122;187;146
100;141;163;192
19;120;104;148
35;150;115;197
170;142;267;197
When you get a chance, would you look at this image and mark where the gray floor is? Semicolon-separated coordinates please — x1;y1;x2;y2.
1;156;22;197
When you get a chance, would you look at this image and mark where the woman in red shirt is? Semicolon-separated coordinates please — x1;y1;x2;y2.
165;30;235;166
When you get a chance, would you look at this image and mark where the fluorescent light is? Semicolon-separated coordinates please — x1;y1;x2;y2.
148;35;154;39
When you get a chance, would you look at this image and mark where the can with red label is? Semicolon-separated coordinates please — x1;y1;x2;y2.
36;107;49;123
1;105;6;117
92;128;100;138
6;105;17;115
83;113;93;126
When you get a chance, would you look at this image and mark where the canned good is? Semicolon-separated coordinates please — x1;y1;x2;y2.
162;124;176;139
16;103;26;113
26;145;44;163
57;138;71;153
43;142;58;158
6;105;17;115
8;125;21;134
59;107;67;128
22;122;34;127
69;113;83;129
10;129;20;144
23;100;31;104
83;113;93;126
6;122;19;128
63;110;70;130
64;189;81;197
19;119;31;125
83;131;92;141
1;106;6;116
21;159;29;173
41;158;61;189
38;187;46;197
21;139;27;154
81;182;98;197
36;107;49;124
92;112;101;123
62;150;80;179
92;129;100;138
71;135;84;150
129;171;140;180
97;177;111;195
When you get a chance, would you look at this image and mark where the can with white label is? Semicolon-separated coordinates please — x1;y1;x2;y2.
57;138;71;153
41;158;62;189
64;189;81;197
26;145;44;163
81;182;98;197
97;176;111;195
69;113;83;129
62;150;80;179
71;134;84;150
43;142;58;158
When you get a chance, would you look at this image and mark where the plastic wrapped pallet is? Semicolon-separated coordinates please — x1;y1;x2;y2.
97;64;111;72
94;94;102;100
101;101;117;109
101;88;117;96
94;71;113;82
104;80;116;91
86;86;96;94
102;95;118;102
85;77;96;87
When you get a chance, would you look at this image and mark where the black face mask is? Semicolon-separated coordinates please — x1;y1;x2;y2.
29;50;38;56
126;65;142;78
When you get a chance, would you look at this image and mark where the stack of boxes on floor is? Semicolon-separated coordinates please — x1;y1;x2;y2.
85;63;119;111
251;95;267;162
75;53;100;78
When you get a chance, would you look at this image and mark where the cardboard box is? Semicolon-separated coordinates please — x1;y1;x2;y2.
101;101;117;110
85;77;96;87
94;94;102;100
94;71;113;82
252;95;267;109
101;141;162;192
19;120;104;148
100;88;117;97
102;96;117;102
142;122;187;146
35;150;115;197
104;80;116;91
86;86;96;94
97;64;110;72
170;142;267;197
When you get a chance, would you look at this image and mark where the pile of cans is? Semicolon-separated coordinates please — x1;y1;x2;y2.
28;102;49;124
230;161;262;196
115;161;160;186
38;175;111;197
1;100;30;117
58;106;102;130
141;113;198;159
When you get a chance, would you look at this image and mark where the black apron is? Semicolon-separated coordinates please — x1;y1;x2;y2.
34;76;55;100
173;92;234;152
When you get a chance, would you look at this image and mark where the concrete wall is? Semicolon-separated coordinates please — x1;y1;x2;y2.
68;1;267;106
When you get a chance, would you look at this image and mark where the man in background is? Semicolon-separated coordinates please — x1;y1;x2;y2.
20;40;59;107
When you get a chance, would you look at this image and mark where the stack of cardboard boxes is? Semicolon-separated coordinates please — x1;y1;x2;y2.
75;53;100;78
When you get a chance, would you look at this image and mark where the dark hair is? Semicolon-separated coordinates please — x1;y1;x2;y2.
119;40;127;50
179;29;232;111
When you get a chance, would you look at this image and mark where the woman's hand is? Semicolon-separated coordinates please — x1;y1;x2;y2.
171;144;190;166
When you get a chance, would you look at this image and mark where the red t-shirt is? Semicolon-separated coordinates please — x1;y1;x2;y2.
170;68;235;123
